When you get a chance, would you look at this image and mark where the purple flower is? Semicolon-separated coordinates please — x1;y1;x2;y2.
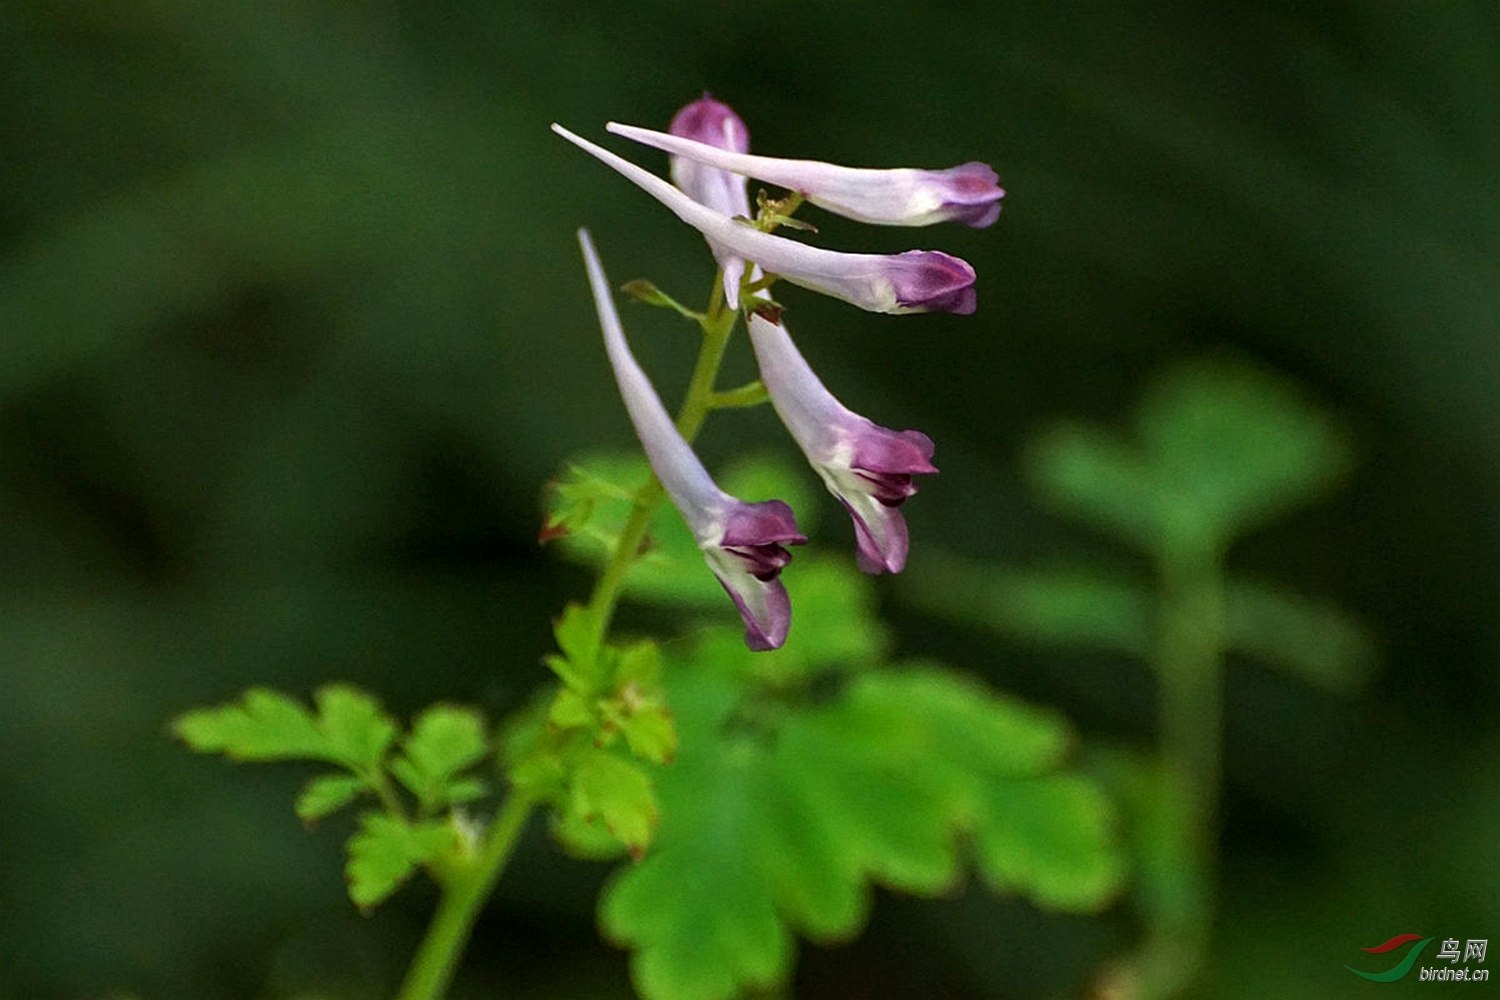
578;229;806;650
665;97;757;310
608;120;1004;228
554;124;977;315
746;311;937;574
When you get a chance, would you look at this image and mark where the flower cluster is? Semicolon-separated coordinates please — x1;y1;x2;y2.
560;97;1001;649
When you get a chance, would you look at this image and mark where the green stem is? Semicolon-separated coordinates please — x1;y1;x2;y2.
393;272;745;1000
395;792;534;1000
1138;537;1226;998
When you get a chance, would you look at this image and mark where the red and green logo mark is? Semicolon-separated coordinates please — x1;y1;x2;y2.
1347;934;1435;982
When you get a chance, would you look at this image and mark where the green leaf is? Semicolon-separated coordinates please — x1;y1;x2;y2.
570;749;658;856
615;639;661;687
975;774;1126;911
901;554;1151;658
1135;359;1352;544
314;684;398;771
551;806;632;862
545;687;595;731
1226;578;1375;692
548;602;606;692
541;460;640;543
616;701;677;765
344;813;455;911
1027;359;1351;554
172;687;329;761
391;704;490;812
599;664;1123;1000
295;773;370;822
1027;423;1169;553
619;279;702;321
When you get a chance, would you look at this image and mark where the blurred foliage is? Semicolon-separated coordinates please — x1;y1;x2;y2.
1;2;1497;999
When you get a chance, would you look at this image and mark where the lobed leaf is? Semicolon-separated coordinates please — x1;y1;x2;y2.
570;749;659;856
599;665;1123;1000
295;773;370;822
392;704;490;812
344;813;455;911
314;684;398;771
172;687;329;761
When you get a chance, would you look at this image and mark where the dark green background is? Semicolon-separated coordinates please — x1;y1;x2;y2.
1;2;1495;998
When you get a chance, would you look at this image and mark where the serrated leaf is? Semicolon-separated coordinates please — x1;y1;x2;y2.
344;813;455;911
296;773;370;822
392;704;489;811
314;684;398;771
570;749;658;854
1225;578;1375;692
172;687;329;761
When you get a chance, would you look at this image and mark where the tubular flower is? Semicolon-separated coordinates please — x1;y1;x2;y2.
553;123;977;315
746;311;936;574
665;97;757;309
608;120;1004;228
578;229;806;650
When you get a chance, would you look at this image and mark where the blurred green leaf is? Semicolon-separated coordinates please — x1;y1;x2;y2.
975;773;1126;911
547;602;606;693
903;554;1152;658
615;701;678;765
600;663;1122;1000
1226;578;1376;693
1028;359;1351;554
1027;423;1169;553
295;773;370;823
391;705;490;813
344;813;455;912
1135;359;1352;544
172;687;327;761
174;683;400;771
313;685;398;772
570;749;659;858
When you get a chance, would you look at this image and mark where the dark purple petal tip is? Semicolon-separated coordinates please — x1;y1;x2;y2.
720;498;807;579
889;251;977;314
936;162;1005;228
849;427;938;506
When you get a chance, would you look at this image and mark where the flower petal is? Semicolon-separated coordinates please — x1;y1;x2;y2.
578;229;806;647
666;97;755;310
555;124;976;315
607;121;1003;228
747;311;936;574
